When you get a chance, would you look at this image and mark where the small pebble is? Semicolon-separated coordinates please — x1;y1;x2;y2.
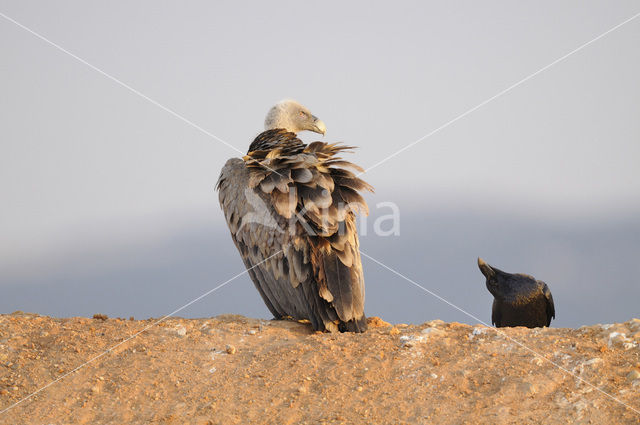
366;317;391;328
226;344;236;355
582;358;602;368
90;385;100;394
531;357;544;366
627;370;640;381
421;328;445;337
608;332;631;348
175;326;187;337
520;382;537;396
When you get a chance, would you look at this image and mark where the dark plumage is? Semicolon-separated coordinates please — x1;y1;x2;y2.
216;100;372;333
477;258;555;328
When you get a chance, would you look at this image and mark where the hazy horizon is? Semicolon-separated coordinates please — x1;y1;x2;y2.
2;208;638;329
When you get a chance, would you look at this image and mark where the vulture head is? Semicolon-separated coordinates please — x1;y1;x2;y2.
264;99;327;135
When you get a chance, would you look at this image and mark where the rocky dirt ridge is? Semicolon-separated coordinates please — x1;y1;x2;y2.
0;313;639;424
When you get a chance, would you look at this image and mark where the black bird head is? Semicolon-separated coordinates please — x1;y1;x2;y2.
477;257;539;303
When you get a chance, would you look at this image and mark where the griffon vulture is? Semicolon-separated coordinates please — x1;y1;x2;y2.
216;100;372;332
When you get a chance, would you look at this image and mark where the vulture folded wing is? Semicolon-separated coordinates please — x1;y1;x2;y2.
218;158;304;321
218;130;372;332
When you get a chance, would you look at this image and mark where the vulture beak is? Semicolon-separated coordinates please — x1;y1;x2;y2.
311;116;326;136
477;257;495;279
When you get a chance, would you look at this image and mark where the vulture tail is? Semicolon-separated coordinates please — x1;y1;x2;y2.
321;252;367;333
338;316;368;333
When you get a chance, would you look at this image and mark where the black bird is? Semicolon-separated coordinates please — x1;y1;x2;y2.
477;258;555;328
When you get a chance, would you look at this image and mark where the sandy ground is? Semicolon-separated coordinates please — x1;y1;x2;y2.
0;313;639;424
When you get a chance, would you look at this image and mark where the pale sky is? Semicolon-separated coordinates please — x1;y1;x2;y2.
1;1;639;325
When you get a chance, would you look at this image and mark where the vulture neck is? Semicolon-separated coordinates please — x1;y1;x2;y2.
248;128;302;153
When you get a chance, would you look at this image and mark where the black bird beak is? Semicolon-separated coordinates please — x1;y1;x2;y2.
477;257;495;279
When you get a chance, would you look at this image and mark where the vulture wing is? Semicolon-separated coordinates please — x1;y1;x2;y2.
216;130;373;332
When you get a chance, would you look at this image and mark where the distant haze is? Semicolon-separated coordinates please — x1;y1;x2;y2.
1;2;639;326
2;209;638;328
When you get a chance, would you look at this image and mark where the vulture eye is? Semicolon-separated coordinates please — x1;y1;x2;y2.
299;110;307;117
